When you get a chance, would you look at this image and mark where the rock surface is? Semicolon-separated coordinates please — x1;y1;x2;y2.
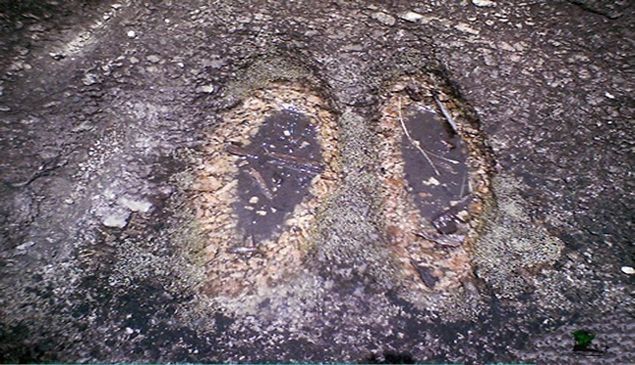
0;0;632;363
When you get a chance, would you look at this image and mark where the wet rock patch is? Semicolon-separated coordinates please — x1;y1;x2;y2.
400;107;470;233
230;110;324;243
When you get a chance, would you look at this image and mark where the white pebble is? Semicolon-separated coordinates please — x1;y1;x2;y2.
399;11;423;23
126;30;136;38
472;0;496;7
423;177;440;186
195;84;215;94
118;196;152;213
621;266;634;275
102;210;130;228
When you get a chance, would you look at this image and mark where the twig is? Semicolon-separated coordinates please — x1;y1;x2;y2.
245;166;273;200
395;93;458;166
459;172;467;198
433;94;458;134
413;230;464;247
264;149;324;174
228;143;324;174
8;156;65;188
397;97;440;176
226;143;258;159
422;149;460;165
184;188;218;193
228;246;257;254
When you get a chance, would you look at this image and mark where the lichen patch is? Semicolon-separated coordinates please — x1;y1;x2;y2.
473;174;564;299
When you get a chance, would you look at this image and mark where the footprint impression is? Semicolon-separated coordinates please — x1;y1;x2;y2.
378;78;492;293
192;84;340;298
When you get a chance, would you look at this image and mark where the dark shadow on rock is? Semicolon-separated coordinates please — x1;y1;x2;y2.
567;0;626;19
363;351;416;364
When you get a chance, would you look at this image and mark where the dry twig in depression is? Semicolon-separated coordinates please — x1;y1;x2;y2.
397;96;441;176
433;93;458;134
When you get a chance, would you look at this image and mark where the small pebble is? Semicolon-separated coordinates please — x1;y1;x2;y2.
455;23;480;35
127;30;136;38
472;0;497;7
423;177;440;186
399;11;423;23
203;58;226;69
371;12;396;26
249;196;259;204
82;73;98;86
102;210;130;228
432;213;458;235
146;54;161;63
621;266;634;275
195;84;215;94
49;52;65;60
118;196;152;213
15;241;35;250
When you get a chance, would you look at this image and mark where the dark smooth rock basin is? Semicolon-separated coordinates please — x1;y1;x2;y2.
229;109;323;243
401;107;470;234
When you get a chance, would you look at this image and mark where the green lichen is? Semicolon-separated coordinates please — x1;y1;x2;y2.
474;174;564;298
222;55;317;107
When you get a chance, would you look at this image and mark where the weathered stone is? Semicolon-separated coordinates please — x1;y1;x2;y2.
102;209;131;228
399;11;423;23
472;0;497;7
195;84;215;93
82;73;98;86
146;54;161;63
15;241;35;250
118;196;152;213
371;12;396;26
413;262;439;288
455;23;480;35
